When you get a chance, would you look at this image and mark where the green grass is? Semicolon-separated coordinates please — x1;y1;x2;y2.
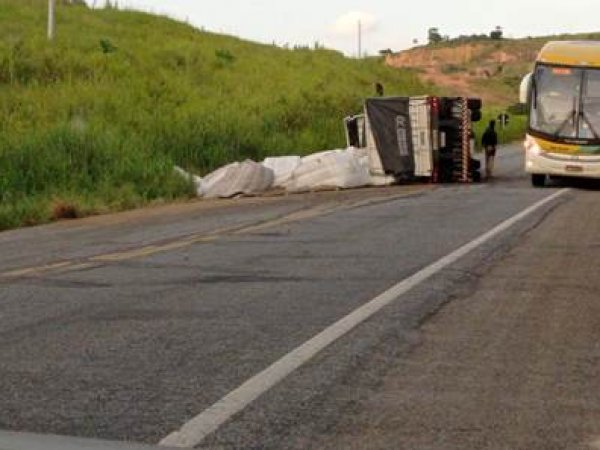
0;0;430;230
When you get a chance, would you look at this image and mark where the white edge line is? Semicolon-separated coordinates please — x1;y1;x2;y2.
159;188;570;448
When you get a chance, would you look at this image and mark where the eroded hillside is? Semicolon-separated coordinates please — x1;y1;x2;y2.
386;34;600;105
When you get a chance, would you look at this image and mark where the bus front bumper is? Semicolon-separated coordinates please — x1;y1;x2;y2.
526;148;600;178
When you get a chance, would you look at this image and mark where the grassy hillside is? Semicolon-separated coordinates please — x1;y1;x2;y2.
0;0;429;230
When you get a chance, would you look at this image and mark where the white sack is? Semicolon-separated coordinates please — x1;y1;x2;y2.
262;156;302;188
286;148;371;193
174;166;204;197
202;160;274;198
346;147;395;186
346;146;369;168
369;174;397;186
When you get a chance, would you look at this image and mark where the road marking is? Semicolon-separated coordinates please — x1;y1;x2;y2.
0;214;306;280
0;190;424;282
232;204;337;235
159;188;570;448
1;261;73;278
89;238;215;263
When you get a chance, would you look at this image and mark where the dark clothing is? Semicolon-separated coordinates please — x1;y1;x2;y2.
485;145;496;157
482;127;498;148
482;124;498;178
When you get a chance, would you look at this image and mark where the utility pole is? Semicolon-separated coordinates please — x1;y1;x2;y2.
357;20;362;59
48;0;56;40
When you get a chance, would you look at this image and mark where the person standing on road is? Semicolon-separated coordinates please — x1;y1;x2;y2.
482;120;498;179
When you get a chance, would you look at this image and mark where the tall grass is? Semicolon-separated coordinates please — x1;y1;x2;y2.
0;0;430;229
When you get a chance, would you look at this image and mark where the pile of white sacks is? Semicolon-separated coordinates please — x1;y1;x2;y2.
175;147;395;199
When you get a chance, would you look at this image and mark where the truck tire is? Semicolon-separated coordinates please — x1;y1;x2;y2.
470;158;481;171
531;174;546;187
467;98;483;110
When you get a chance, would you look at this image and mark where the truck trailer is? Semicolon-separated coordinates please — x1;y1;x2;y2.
345;96;482;184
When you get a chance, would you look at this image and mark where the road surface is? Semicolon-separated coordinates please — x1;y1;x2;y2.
1;145;600;449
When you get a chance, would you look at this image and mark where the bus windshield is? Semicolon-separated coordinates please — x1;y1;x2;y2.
530;64;600;141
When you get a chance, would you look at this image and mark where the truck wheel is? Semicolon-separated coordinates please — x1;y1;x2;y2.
531;174;546;187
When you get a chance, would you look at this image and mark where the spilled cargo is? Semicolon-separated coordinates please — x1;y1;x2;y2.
175;96;483;198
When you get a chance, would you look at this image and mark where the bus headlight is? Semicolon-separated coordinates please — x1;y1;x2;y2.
525;136;543;156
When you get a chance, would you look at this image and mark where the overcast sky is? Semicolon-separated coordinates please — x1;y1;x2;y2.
92;0;600;55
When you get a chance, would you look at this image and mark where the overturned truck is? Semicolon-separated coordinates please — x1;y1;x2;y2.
345;96;482;184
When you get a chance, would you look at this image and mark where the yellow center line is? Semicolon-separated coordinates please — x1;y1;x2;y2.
64;262;99;272
0;216;296;280
233;204;338;235
91;236;218;262
1;261;73;279
0;189;427;281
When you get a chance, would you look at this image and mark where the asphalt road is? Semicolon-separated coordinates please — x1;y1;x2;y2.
1;145;599;449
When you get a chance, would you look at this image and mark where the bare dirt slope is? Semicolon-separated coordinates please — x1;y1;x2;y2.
386;35;600;105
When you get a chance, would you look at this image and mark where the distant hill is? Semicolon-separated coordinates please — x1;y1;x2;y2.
386;33;600;105
0;0;428;229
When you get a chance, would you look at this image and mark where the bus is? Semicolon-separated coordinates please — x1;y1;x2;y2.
520;41;600;187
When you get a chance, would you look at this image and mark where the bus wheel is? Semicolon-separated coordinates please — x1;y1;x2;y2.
531;174;546;187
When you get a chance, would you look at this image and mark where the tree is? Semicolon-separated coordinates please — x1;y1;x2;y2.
490;26;503;40
428;27;443;45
